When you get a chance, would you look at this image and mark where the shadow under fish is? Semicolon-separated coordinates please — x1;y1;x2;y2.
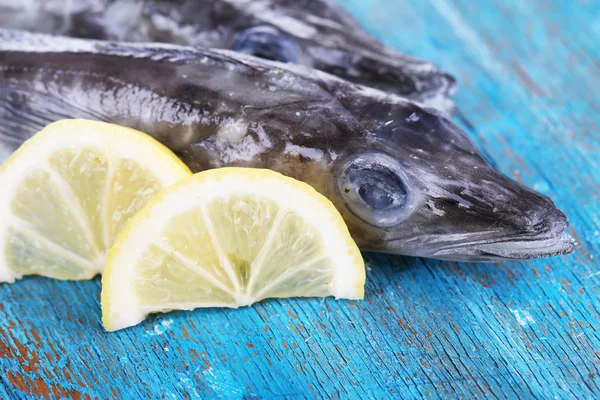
0;29;573;262
0;0;457;113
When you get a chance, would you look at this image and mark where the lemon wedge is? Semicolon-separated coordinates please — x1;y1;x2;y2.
102;168;365;331
0;119;191;282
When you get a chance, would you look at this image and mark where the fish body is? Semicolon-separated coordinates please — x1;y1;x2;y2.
0;0;456;112
0;30;572;261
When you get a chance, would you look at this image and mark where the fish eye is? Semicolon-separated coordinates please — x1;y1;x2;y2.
338;154;410;228
232;25;299;63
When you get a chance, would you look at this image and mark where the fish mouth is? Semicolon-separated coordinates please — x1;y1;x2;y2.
428;232;575;262
394;231;575;262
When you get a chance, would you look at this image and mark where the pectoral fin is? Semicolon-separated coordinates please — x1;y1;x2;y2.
0;85;109;162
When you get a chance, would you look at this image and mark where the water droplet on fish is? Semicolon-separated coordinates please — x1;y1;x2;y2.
405;112;419;122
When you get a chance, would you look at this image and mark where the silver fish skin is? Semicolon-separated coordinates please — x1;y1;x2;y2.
0;29;572;262
0;0;456;113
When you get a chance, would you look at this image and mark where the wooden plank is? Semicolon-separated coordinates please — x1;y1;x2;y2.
1;0;599;398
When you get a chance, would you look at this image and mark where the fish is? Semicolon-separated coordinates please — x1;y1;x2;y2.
0;0;457;113
0;29;573;261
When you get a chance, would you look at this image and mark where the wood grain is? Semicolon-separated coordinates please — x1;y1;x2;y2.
1;0;599;398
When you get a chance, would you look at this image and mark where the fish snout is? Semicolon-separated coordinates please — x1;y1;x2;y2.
458;171;570;241
524;196;569;238
484;189;570;244
412;179;575;261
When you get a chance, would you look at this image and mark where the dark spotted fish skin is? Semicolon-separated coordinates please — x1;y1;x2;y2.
0;0;456;112
0;30;572;261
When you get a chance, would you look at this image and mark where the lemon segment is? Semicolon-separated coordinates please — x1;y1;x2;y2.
102;168;365;331
0;119;191;282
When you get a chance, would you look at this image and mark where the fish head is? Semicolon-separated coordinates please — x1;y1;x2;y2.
334;99;573;261
226;1;456;106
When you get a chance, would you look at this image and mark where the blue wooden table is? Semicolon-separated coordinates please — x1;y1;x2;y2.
1;0;599;398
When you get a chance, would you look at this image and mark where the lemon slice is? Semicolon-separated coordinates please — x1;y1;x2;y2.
0;119;191;282
102;168;365;331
